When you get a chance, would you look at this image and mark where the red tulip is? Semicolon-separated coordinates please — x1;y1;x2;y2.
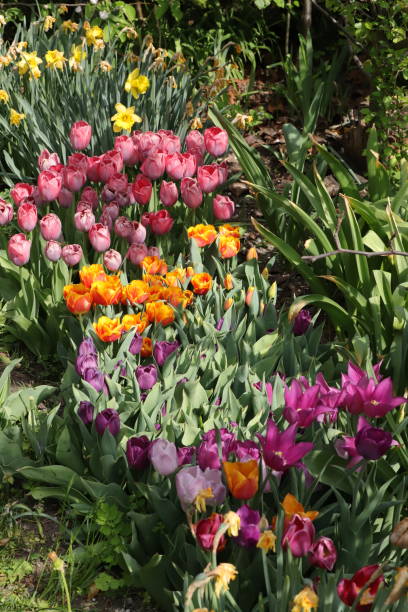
7;233;31;266
204;126;228;157
194;513;226;551
337;565;383;611
61;244;83;266
86;156;101;182
180;177;203;208
37;170;62;202
149;209;174;235
88;223;111;252
132;175;152;205
69;120;92;150
104;149;123;172
39;213;61;240
17;202;38;232
159;180;178;207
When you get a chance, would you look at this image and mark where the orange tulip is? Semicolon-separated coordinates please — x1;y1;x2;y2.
80;264;107;288
146;285;165;302
224;297;234;311
165;268;187;287
93;316;123;342
191;272;212;295
122;312;149;333
124;280;150;304
219;224;241;238
281;494;319;521
186;266;195;278
141;337;153;357
145;301;175;326
63;283;80;299
223;460;259;500
163;286;185;307
246;247;258;260
141;256;168;275
187;224;218;247
245;286;255;306
224;274;234;290
90;276;122;306
65;284;92;315
218;235;240;259
182;289;194;307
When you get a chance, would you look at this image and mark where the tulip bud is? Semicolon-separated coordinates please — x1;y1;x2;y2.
61;244;83;266
39;213;62;241
261;267;269;279
127;221;147;244
268;282;277;300
103;249;122;272
44;240;62;262
88;223;111;252
127;243;148;266
17;202;38;232
69;120;92;150
224;274;234;290
224;297;234;310
245;287;255;306
213;194;235;220
259;300;265;315
159;180;178;207
204;126;228;157
246;247;258;260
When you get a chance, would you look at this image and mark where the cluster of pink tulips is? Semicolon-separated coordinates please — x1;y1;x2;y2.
1;120;236;268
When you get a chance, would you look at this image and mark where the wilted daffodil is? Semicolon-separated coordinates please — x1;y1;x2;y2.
124;68;150;99
17;51;42;79
69;44;86;71
9;109;26;126
111;103;142;132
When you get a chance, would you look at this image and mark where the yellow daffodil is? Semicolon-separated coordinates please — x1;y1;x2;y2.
45;49;66;70
256;530;277;553
209;563;238;597
224;511;241;537
185;101;194;117
111;103;142;133
0;89;9;103
85;25;104;46
69;44;86;71
124;68;150;99
0;55;12;67
232;113;253;130
0;14;6;26
61;20;79;33
17;51;42;79
58;4;68;14
99;60;112;72
194;487;213;513
43;16;56;32
191;117;203;130
93;38;105;51
9;109;26;126
17;41;28;51
291;587;318;612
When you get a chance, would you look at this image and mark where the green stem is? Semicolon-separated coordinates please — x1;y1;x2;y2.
59;570;72;612
261;550;273;612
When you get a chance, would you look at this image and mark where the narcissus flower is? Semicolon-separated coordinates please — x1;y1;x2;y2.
191;272;212;295
45;50;67;70
187;224;218;247
257;530;277;552
9;109;26;126
209;563;237;597
17;51;42;78
111;103;142;133
124;68;150;98
43;16;56;31
93;316;123;342
291;587;318;612
223;460;259;500
85;25;104;46
0;89;9;103
61;20;79;33
223;511;241;537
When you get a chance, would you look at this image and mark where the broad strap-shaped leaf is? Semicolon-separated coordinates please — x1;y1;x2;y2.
288;294;356;336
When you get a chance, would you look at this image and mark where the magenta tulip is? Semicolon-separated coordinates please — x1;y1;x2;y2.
282;514;315;557
81;186;99;209
309;537;337;570
132;175;152;205
86;156;101;182
149;209;174;235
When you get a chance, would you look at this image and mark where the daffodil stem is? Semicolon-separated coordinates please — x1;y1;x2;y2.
261;549;273;612
59;570;72;612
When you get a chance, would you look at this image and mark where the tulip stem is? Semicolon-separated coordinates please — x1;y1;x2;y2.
261;549;273;612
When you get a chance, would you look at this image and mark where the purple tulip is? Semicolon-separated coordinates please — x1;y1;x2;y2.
78;337;97;357
309;536;337;570
292;309;312;335
257;419;313;472
95;408;120;436
355;423;394;460
76;353;98;377
136;364;158;390
129;334;143;355
197;428;236;470
282;514;315;557
126;436;151;470
78;401;94;425
175;465;226;511
235;505;261;548
153;340;179;366
177;446;196;466
284;379;336;427
149;439;178;475
233;440;260;462
82;367;106;393
215;318;224;331
253;381;273;406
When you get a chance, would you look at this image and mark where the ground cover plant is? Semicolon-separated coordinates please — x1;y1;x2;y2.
0;2;407;611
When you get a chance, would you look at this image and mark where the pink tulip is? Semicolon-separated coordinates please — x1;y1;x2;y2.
127;243;148;265
217;160;228;184
180;177;203;208
81;186;99;209
181;152;197;177
149;209;174;235
197;165;219;193
127;184;136;205
10;183;34;206
101;184;117;204
103;201;120;221
141;212;152;227
114;215;133;239
63;166;87;192
309;537;337;571
204;126;228;157
86;156;101;182
74;208;95;232
32;187;45;207
68;152;89;172
7;233;31;266
159;180;178;207
149;439;178;476
113;191;129;208
282;514;315;557
185;130;205;155
69;120;92;150
132;175;152;205
104;149;123;173
88;223;111;252
38;149;60;171
138;131;161;159
58;187;74;208
103;249;122;272
165;152;185;180
17;202;38;232
37;170;62;202
0;200;13;225
147;246;160;258
76;201;93;214
159;131;181;154
114;135;139;165
44;240;62;262
99;211;113;231
141;152;166;180
107;173;128;193
128;221;147;244
62;244;83;266
213;194;235;220
39;213;62;240
97;156;117;183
